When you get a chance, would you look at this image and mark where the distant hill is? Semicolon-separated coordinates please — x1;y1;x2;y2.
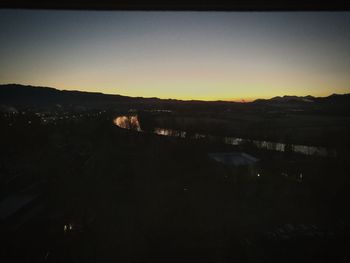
1;84;349;113
253;94;350;105
314;93;350;104
271;95;314;103
0;84;164;110
0;84;239;112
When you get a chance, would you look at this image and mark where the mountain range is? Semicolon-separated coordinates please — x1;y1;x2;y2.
1;84;349;111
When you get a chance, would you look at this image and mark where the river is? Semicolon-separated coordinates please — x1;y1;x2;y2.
113;115;336;157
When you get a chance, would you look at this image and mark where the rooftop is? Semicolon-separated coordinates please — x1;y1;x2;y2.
208;152;259;167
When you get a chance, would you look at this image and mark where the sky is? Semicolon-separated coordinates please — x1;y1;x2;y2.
0;10;350;101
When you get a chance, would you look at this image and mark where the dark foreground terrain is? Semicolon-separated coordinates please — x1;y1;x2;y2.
1;84;350;262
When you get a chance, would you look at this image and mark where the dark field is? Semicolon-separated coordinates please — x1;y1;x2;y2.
140;103;350;148
1;106;350;262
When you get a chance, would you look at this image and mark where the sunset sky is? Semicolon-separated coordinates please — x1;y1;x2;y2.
0;10;350;101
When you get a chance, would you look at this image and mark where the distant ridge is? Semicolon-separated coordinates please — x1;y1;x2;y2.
0;84;236;110
1;84;350;110
253;94;350;104
0;84;227;103
0;84;136;109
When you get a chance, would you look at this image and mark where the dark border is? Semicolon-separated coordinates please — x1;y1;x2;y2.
0;0;349;11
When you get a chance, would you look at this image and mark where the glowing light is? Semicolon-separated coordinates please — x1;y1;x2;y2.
113;115;141;131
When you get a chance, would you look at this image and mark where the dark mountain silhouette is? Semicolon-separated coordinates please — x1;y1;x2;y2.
314;93;350;104
253;94;350;104
254;95;314;103
1;84;350;112
271;95;314;103
0;84;238;111
0;84;167;110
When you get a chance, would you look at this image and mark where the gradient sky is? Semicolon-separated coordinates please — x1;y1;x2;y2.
1;10;350;101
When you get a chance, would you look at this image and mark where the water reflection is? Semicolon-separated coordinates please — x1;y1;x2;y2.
154;128;187;138
114;115;336;157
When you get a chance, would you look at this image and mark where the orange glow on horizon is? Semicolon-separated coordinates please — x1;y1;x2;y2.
7;81;347;103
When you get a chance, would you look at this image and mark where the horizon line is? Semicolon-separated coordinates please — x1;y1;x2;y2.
1;83;349;103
